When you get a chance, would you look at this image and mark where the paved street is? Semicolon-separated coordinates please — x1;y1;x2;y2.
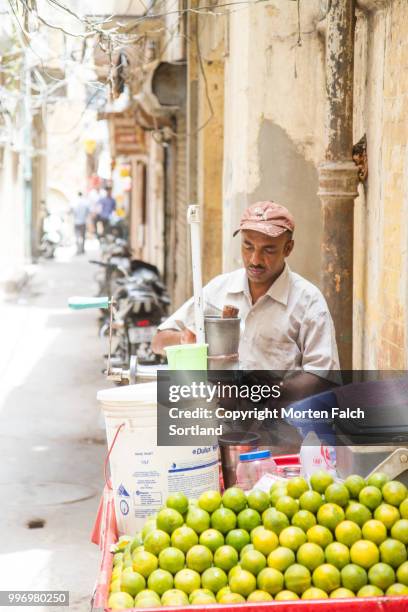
0;243;107;611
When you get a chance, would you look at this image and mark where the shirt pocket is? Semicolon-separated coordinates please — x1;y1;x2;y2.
256;334;301;370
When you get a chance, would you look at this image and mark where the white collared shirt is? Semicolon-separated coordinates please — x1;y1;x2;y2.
158;264;340;371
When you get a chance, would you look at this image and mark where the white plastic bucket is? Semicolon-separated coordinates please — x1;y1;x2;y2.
97;382;220;535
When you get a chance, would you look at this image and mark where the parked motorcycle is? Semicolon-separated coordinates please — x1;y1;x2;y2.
99;259;170;367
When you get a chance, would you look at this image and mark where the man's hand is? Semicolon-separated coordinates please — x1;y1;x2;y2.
151;327;196;355
181;328;196;344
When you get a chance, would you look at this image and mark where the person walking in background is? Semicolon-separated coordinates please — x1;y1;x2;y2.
72;191;90;254
96;186;116;237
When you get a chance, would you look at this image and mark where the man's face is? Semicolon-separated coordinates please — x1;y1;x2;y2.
241;229;294;285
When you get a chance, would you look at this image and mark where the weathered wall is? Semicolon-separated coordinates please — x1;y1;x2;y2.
354;0;408;368
222;0;326;286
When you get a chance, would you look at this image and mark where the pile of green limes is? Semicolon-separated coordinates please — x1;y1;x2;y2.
108;471;408;608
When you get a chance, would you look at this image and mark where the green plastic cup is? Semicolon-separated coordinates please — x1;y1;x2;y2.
165;343;208;370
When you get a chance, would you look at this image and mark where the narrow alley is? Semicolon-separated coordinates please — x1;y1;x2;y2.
0;244;106;610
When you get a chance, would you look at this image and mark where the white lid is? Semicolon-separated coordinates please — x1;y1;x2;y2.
97;382;157;405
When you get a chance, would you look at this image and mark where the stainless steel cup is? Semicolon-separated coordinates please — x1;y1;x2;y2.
205;316;240;370
219;431;260;488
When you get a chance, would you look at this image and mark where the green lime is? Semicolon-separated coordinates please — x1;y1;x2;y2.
109;579;121;593
284;563;311;594
257;567;284;595
185;506;210;534
362;519;387;545
217;592;246;603
186;544;213;572
135;589;161;602
142;519;157;541
129;535;143;553
262;508;290;534
366;472;389;489
240;549;267;575
335;520;362;547
121;571;146;597
344;474;366;499
312;563;340;593
222;487;247;512
158;547;185;574
291;510;316;532
240;543;254;558
379;538;407;568
325;542;350;569
166;492;188;514
198;490;222;513
391;519;408;544
215;586;231;602
287;477;309;499
161;589;189;606
201;567;228;593
397;561;408;586
108;592;135;609
386;583;408;596
374;503;400;529
345;501;372;526
132;551;158;578
225;528;250;552
211;507;237;533
143;529;170;556
317;503;345;530
247;489;270;513
156;508;184;534
330;587;355;598
229;568;257;596
252;526;279;555
357;585;383;597
306;525;333;548
171;525;198;553
113;552;124;566
199;528;224;552
270;485;288;507
174;568;201;594
297;542;325;571
400;498;408;518
147;569;173;595
275;495;299;519
275;590;299;600
267;546;295;572
350;540;379;569
247;590;273;602
190;593;216;605
299;490;323;514
189;588;214;603
341;563;368;591
325;483;350;508
213;545;239;571
237;508;261;531
302;587;328;599
367;562;395;590
310;470;334;494
359;486;383;510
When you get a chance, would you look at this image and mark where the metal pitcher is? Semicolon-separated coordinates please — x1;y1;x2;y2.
204;315;240;369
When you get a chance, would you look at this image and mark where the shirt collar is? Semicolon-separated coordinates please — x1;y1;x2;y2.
227;263;291;306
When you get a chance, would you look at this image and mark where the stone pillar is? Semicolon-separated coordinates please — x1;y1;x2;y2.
318;0;359;369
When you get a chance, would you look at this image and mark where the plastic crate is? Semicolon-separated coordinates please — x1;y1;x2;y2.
91;459;408;611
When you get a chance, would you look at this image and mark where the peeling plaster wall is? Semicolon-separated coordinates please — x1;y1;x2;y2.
354;0;408;368
223;0;326;287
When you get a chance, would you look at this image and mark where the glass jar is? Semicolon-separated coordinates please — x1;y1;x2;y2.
236;450;277;491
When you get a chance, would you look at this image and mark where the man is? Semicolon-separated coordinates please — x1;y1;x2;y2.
72;191;89;254
152;201;339;397
97;186;116;236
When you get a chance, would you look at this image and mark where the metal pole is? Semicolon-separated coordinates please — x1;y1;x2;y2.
318;0;359;369
22;49;33;261
187;204;205;344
